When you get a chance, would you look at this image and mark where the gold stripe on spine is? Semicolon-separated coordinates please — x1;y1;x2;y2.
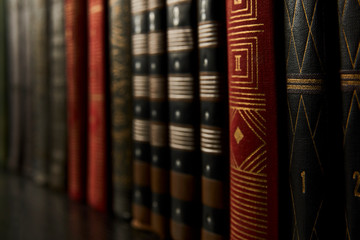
132;34;148;55
148;0;164;9
169;124;195;151
198;22;219;48
168;75;194;100
200;73;221;99
201;126;222;154
133;119;150;142
133;76;149;97
341;74;360;80
150;76;167;100
131;0;147;13
167;28;194;52
150;123;167;147
167;0;191;6
149;32;166;54
286;78;324;91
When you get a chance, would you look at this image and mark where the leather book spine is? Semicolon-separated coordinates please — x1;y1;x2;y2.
65;0;88;202
131;0;151;230
32;0;50;185
338;1;360;239
87;0;108;212
109;0;133;219
197;1;228;239
49;0;67;191
0;0;7;169
148;0;169;238
7;0;23;172
285;0;337;238
22;0;34;177
226;0;279;239
167;1;200;239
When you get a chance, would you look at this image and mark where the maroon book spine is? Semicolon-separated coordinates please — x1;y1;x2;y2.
65;0;88;202
87;0;108;212
226;0;279;239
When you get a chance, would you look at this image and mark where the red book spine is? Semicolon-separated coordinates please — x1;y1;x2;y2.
87;0;108;212
226;1;279;239
66;0;88;202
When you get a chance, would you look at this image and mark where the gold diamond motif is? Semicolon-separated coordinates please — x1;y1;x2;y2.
234;127;244;144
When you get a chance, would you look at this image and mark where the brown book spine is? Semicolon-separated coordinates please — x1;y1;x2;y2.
65;0;88;202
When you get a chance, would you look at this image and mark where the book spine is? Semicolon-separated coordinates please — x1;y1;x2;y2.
131;0;151;230
226;0;279;239
109;0;133;219
338;1;360;239
7;0;22;172
0;0;7;169
166;1;200;239
285;0;333;238
197;1;228;239
65;0;88;201
87;0;108;212
32;0;49;184
148;0;169;238
22;0;34;177
49;0;67;190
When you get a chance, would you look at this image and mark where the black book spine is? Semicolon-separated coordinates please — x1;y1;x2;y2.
109;0;133;219
285;0;344;238
49;0;67;190
33;0;49;185
0;0;7;169
7;0;22;172
166;0;200;239
338;1;360;239
131;0;151;230
197;0;228;239
22;0;34;177
148;0;169;238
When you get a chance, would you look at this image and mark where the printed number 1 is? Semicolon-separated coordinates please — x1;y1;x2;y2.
353;171;360;197
301;171;306;194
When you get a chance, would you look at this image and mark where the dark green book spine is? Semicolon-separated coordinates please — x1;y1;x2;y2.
197;0;228;239
0;0;7;169
49;0;67;190
166;0;200;239
33;0;49;185
7;0;22;171
109;0;133;219
131;0;151;230
22;0;34;177
148;0;169;238
338;1;360;239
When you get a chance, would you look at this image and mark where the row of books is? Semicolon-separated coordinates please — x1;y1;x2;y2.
0;0;359;239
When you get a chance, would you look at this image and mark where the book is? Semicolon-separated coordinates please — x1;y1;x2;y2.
87;0;109;212
32;0;50;184
226;0;280;239
49;0;67;191
21;0;34;177
7;0;23;172
131;0;151;230
109;0;133;219
166;0;200;239
0;0;7;169
197;1;228;239
338;0;360;239
148;0;169;238
65;0;88;202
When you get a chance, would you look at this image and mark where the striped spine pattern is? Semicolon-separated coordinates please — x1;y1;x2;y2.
166;0;200;239
197;0;228;239
148;0;170;238
131;0;152;230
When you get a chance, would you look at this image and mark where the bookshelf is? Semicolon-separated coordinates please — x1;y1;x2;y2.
0;172;158;240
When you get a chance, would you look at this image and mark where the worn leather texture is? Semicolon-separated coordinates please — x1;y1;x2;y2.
338;0;360;239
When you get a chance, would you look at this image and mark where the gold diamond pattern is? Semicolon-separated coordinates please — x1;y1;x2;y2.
234;127;244;144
